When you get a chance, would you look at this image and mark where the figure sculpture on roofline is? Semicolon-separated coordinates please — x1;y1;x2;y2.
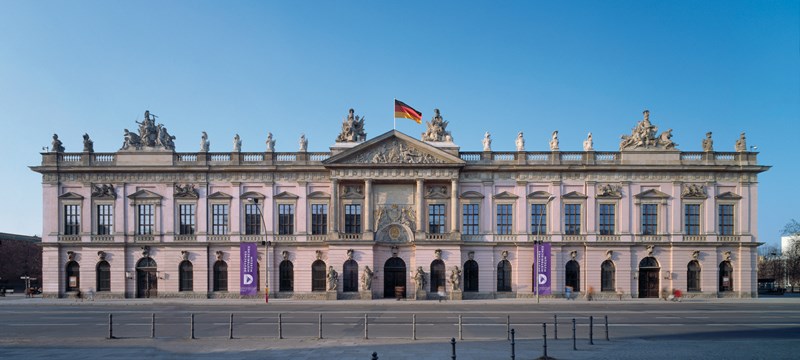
336;108;367;142
421;109;453;142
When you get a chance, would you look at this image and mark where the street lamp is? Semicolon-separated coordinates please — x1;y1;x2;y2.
249;197;270;303
534;196;556;304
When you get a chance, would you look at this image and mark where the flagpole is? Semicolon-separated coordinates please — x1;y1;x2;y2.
393;98;396;130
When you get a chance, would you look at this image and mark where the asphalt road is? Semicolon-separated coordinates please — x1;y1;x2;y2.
1;298;799;359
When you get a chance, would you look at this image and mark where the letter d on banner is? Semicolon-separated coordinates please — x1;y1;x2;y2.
240;243;258;295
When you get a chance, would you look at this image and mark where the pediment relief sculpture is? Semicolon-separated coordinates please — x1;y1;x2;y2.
352;139;444;164
127;189;163;200
174;184;199;198
596;184;622;198
91;184;116;199
58;192;85;200
341;185;364;199
619;110;678;151
716;191;742;200
562;191;588;199
421;109;453;142
460;191;485;199
634;189;670;200
425;185;449;199
274;191;299;200
681;184;707;199
375;204;416;232
336;108;367;143
208;191;233;200
493;191;519;199
120;110;176;151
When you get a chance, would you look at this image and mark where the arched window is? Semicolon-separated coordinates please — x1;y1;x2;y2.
343;259;359;292
497;260;512;292
463;260;479;292
312;260;326;292
601;260;615;292
179;260;193;292
96;261;111;292
687;260;701;292
430;259;446;293
719;261;733;292
213;260;228;292
279;260;294;291
66;261;80;292
565;260;580;292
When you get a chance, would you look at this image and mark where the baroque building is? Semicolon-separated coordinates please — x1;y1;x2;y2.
32;109;768;299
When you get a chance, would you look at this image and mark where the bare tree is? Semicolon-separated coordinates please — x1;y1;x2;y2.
782;220;800;291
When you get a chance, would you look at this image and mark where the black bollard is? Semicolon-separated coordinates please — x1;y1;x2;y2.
412;314;417;340
589;315;594;345
278;313;283;339
229;313;234;339
190;313;195;340
510;329;516;360
364;314;369;340
107;313;114;339
458;314;463;340
572;318;576;350
318;313;322;339
605;315;609;341
372;352;378;360
506;315;511;341
543;323;548;358
451;337;457;360
554;314;558;339
151;313;155;338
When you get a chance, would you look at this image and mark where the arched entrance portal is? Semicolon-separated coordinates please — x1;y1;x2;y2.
384;257;407;298
638;257;660;298
136;257;158;298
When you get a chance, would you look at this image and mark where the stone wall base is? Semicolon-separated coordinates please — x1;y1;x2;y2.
359;290;373;300
450;290;462;300
414;289;427;300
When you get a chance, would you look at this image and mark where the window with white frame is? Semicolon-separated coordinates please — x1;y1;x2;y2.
718;204;735;235
641;203;658;235
462;204;479;235
428;204;446;233
178;203;196;235
278;204;295;235
684;204;701;235
96;204;113;235
496;204;513;235
311;204;328;235
530;203;547;235
244;203;261;235
212;204;229;235
564;204;581;235
344;204;362;233
64;204;81;235
598;203;615;235
137;204;154;235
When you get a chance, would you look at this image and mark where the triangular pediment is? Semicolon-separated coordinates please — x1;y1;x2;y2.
460;191;485;199
208;191;233;200
323;130;465;166
275;191;299;200
59;192;84;200
562;191;588;199
308;191;330;199
634;189;670;199
127;189;162;200
527;191;553;200
716;191;742;200
493;191;519;199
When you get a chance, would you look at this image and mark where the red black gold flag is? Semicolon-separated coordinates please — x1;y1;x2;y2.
394;99;422;124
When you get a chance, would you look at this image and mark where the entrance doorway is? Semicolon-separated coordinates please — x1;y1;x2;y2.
383;257;406;298
136;257;158;298
638;257;660;298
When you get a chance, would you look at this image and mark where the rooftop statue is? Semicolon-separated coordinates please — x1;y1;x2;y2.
51;134;65;153
200;131;210;152
550;130;559;151
702;132;714;152
299;133;308;152
515;131;525;151
83;133;94;153
233;134;241;152
735;132;746;152
483;131;492;151
265;132;275;152
421;109;453;142
619;110;678;151
336;108;367;143
583;132;593;151
121;110;176;151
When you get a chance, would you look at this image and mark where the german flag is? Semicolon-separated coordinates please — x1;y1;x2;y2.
395;99;422;124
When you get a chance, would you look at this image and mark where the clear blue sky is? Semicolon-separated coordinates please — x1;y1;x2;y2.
1;1;797;248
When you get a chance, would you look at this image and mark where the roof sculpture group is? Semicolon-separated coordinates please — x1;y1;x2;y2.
46;108;750;153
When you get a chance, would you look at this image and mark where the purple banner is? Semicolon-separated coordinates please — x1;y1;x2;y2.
240;242;258;295
534;242;551;295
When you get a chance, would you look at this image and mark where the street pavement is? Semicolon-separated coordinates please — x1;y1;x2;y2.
1;294;799;359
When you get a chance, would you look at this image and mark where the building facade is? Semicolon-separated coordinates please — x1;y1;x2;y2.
32;109;768;299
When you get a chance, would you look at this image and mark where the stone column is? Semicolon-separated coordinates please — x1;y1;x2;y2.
364;179;373;233
416;178;424;235
331;178;339;234
450;179;458;234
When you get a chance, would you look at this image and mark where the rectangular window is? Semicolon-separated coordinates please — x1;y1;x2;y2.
311;204;328;235
641;204;658;235
497;204;513;235
462;204;479;235
564;204;581;235
137;204;154;235
64;204;81;235
684;204;700;235
212;204;229;235
278;204;295;235
244;204;261;235
179;204;196;235
598;204;615;235
428;204;446;234
96;204;113;235
719;205;734;235
530;204;547;235
344;204;362;233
